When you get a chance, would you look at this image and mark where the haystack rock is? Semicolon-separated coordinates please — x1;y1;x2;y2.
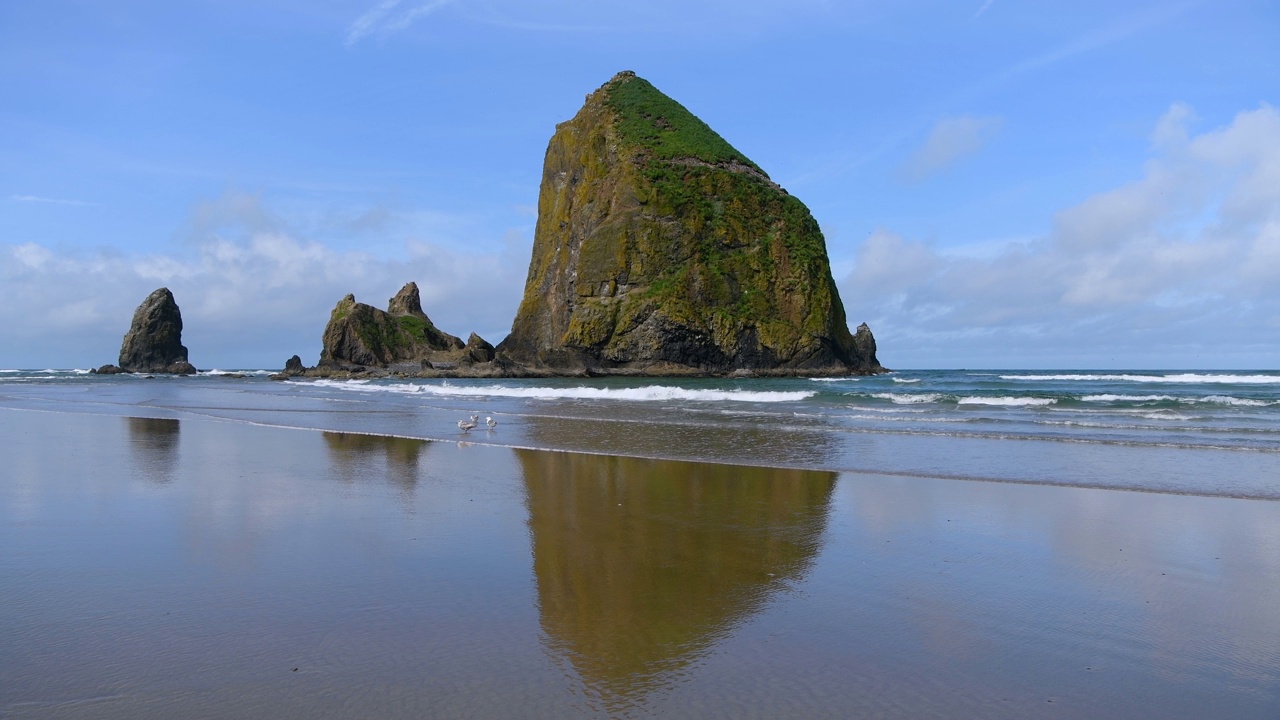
497;71;884;375
99;288;196;374
318;282;465;369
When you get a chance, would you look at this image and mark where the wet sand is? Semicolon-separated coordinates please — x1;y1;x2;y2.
2;408;1278;718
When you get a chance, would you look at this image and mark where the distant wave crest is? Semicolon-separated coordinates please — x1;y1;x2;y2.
1200;395;1276;407
199;369;275;376
959;396;1056;407
1002;373;1280;384
303;380;815;403
872;392;943;404
1081;394;1178;403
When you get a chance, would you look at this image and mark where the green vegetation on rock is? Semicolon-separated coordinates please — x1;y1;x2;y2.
603;73;759;169
499;71;882;375
319;283;465;369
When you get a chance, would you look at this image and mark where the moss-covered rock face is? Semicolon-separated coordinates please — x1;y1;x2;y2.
319;283;464;369
499;71;883;375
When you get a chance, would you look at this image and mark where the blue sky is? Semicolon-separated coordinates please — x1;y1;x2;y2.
2;0;1277;369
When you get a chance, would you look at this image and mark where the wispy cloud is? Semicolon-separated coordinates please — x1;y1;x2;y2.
973;0;995;19
791;3;1203;189
10;194;98;207
345;0;457;47
899;115;1002;182
981;1;1203;89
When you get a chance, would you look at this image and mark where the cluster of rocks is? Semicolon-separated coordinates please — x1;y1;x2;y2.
281;282;509;379
96;72;886;379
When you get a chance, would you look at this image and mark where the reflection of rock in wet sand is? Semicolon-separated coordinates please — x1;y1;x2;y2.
524;414;844;471
519;449;836;712
125;416;180;484
322;432;428;496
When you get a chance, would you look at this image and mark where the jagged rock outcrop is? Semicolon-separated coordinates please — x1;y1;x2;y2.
318;282;465;369
282;355;305;375
465;333;496;363
98;288;196;374
497;71;883;375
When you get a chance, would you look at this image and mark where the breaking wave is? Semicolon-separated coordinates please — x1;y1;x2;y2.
1081;394;1178;403
871;392;944;404
199;369;275;376
1001;373;1280;384
959;396;1057;407
300;379;816;403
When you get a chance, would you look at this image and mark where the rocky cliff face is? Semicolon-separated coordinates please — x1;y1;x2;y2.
498;71;883;375
108;288;196;374
319;282;465;369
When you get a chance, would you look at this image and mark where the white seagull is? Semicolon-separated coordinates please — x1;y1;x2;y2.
486;416;497;429
458;418;477;432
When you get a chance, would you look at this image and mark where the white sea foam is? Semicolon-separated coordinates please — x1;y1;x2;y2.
1200;395;1275;407
1002;373;1280;384
0;370;19;373
200;369;275;376
871;392;943;404
892;377;922;384
1141;412;1193;421
301;380;815;403
959;396;1056;407
1081;394;1177;403
809;377;854;382
309;378;371;384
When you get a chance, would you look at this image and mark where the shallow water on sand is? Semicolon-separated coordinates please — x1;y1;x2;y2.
2;409;1278;718
2;372;1279;498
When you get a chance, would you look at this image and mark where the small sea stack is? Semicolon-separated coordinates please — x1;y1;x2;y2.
318;282;465;371
94;287;197;375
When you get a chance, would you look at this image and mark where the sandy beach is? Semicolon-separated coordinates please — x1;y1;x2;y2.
2;406;1278;718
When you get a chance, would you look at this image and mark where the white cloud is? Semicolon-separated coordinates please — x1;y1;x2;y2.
973;0;995;19
843;103;1280;367
900;115;1002;182
0;192;529;369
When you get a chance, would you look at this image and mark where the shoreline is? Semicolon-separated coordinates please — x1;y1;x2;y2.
1;403;1277;503
2;368;1280;499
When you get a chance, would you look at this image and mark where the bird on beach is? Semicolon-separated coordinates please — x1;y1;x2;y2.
486;416;497;429
458;418;477;432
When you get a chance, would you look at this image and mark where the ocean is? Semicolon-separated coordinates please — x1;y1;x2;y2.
3;368;1279;717
2;368;1278;498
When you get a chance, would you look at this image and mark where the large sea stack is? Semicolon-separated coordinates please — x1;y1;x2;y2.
100;287;196;374
318;282;467;370
497;71;883;376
